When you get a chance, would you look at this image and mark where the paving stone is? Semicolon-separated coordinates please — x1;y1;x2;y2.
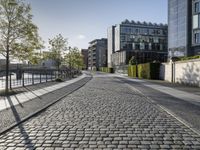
0;75;200;149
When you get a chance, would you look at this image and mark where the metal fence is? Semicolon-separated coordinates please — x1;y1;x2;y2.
0;68;81;91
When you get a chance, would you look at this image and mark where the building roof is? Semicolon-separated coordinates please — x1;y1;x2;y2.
120;19;167;27
89;38;107;44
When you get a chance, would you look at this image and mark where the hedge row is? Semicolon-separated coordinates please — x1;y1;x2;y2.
128;65;137;77
174;55;200;61
99;67;114;73
128;63;160;79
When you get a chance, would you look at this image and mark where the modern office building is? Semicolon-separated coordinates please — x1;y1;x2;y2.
81;49;88;70
88;38;107;70
168;0;200;58
107;20;168;67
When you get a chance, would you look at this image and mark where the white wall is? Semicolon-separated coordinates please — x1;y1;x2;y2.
160;59;200;87
107;26;114;67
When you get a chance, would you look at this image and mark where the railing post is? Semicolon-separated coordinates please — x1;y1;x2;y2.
9;73;12;89
46;71;47;82
40;73;42;83
22;71;24;87
51;71;53;81
32;73;34;85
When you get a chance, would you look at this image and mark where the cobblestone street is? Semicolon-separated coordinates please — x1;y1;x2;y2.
0;73;200;149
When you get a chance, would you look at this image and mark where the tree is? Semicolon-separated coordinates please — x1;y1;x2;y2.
129;56;137;65
48;34;68;69
0;0;43;94
64;47;84;69
28;52;41;65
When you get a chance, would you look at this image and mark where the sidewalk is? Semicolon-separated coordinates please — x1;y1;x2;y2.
115;73;200;104
0;74;87;111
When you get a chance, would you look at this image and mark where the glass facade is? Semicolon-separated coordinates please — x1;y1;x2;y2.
193;0;200;48
168;0;188;57
118;25;167;52
194;32;200;43
195;1;200;13
109;20;168;66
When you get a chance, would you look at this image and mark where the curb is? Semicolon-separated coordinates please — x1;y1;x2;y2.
0;75;92;136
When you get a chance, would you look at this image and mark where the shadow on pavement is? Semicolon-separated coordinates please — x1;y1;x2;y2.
7;96;35;149
24;87;42;99
14;95;24;108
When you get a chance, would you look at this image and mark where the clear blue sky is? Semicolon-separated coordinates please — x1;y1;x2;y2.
26;0;168;50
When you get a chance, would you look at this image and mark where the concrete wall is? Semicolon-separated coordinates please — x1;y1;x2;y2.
160;59;200;87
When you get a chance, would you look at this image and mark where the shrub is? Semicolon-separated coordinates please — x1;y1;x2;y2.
100;67;114;73
55;78;64;82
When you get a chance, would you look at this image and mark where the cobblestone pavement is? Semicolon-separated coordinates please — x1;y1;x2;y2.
0;74;200;149
0;76;91;133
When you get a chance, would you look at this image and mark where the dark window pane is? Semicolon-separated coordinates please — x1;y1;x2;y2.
195;2;199;13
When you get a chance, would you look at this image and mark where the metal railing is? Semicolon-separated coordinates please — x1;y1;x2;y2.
0;67;81;91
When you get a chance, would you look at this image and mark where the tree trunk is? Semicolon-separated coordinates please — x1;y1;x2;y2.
5;44;10;95
5;20;11;95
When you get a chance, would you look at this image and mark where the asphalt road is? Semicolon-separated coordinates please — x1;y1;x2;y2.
0;72;200;149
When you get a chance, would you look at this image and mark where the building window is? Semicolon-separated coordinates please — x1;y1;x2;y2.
140;43;145;50
145;44;149;50
195;2;200;13
160;44;163;51
132;43;135;49
135;29;139;34
121;35;126;41
153;37;159;43
149;43;152;50
195;33;200;44
135;43;140;50
163;30;167;35
193;15;199;29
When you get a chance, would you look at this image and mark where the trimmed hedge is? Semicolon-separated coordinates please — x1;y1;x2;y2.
174;55;200;61
128;63;160;79
100;67;114;73
128;65;137;77
138;63;150;79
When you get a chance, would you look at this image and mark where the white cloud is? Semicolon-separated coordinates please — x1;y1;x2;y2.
77;34;86;40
